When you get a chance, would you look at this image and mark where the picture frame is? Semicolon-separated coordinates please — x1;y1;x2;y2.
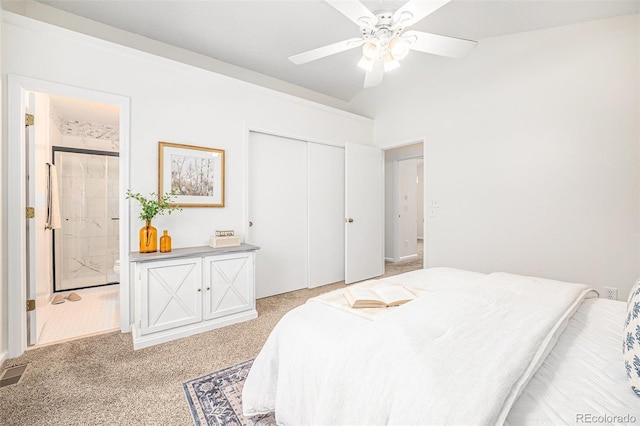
158;141;225;207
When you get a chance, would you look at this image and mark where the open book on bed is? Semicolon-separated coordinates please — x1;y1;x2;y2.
344;284;416;308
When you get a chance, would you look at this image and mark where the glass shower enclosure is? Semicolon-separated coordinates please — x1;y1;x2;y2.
53;147;119;292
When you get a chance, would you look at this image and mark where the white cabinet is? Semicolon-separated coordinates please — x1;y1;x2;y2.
130;244;258;349
138;256;202;335
203;252;253;320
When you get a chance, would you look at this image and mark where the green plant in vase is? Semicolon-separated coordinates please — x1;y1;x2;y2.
126;189;181;253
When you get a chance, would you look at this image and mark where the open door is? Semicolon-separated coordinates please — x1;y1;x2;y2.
25;93;40;345
345;143;384;284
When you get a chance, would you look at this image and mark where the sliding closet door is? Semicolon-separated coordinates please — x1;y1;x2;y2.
248;132;308;298
308;143;344;288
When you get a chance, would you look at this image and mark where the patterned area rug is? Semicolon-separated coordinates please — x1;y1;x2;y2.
183;359;276;426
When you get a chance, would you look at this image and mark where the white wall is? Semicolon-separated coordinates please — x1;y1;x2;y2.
352;15;640;298
1;12;374;357
2;13;373;246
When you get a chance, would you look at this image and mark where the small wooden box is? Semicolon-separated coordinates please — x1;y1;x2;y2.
209;235;242;248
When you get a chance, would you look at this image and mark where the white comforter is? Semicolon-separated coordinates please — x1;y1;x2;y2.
242;268;596;425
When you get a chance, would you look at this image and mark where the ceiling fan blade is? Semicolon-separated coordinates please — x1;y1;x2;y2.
325;0;377;28
393;0;451;28
289;38;365;65
403;30;477;58
363;59;384;88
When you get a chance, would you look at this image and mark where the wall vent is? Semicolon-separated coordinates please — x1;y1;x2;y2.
0;364;28;388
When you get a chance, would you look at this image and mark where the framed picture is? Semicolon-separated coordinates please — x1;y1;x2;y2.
158;141;225;207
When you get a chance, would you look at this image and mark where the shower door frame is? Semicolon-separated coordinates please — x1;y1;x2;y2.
52;146;120;293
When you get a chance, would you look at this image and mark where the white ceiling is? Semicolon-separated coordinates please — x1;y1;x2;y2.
36;0;640;102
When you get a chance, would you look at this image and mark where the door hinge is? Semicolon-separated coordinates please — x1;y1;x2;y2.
25;113;34;126
26;299;36;312
26;207;35;219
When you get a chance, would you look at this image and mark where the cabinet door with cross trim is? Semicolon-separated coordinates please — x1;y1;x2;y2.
203;252;254;321
138;257;202;335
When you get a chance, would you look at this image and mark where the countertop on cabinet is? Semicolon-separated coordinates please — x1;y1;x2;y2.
130;243;259;263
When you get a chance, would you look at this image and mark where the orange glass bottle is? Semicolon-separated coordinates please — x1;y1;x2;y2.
139;220;157;253
160;229;172;253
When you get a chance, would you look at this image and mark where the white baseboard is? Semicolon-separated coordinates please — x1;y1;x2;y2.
399;254;418;261
386;254;418;263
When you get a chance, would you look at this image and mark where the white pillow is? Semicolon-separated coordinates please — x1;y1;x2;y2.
623;278;640;397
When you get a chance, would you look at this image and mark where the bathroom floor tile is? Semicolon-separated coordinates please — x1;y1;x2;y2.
34;285;119;347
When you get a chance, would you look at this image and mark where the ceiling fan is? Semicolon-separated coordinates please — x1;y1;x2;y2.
289;0;477;88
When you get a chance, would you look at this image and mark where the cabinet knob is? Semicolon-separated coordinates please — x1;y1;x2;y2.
207;287;210;291
197;288;201;292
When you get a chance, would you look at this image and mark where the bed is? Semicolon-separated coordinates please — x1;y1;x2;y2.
242;268;640;425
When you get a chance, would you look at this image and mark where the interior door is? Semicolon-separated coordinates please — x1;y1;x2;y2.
26;93;39;345
247;132;308;298
345;142;384;284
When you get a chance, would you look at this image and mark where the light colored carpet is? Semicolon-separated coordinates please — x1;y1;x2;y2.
0;245;422;426
385;239;424;276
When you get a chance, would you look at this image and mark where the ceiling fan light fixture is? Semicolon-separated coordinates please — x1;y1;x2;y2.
389;37;409;61
395;10;414;27
383;53;400;72
289;0;478;89
358;55;375;72
362;41;379;59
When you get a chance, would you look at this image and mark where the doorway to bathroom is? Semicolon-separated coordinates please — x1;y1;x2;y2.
28;92;121;347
